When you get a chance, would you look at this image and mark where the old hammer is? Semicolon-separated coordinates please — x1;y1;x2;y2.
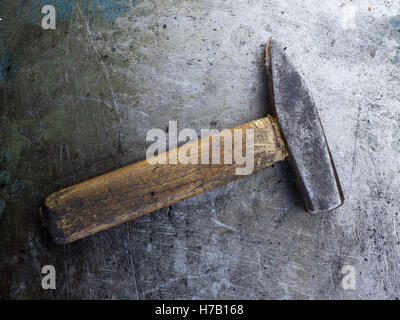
40;38;344;244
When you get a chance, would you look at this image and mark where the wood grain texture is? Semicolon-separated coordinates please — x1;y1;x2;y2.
41;116;288;244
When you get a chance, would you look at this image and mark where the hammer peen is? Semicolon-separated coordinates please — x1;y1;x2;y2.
40;38;344;244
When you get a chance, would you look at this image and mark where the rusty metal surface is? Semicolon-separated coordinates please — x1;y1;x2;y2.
266;39;344;213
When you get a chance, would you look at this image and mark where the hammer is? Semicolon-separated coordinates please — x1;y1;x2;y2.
40;39;344;244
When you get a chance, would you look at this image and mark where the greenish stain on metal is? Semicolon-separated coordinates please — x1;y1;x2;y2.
18;0;134;25
1;151;11;163
391;47;400;64
0;171;10;185
388;16;400;64
80;0;134;22
11;180;26;195
0;47;18;83
389;15;400;35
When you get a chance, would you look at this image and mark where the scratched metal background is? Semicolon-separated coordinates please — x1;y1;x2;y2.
0;0;399;299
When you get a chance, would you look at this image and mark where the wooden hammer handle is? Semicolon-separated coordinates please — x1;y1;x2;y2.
40;116;287;244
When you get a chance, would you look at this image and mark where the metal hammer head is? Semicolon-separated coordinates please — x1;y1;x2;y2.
265;38;344;213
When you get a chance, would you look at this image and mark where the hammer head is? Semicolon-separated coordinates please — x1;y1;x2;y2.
265;38;344;213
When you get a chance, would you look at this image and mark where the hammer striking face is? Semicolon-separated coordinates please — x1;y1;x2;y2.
40;38;344;244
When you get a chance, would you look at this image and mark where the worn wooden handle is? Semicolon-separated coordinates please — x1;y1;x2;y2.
40;116;288;244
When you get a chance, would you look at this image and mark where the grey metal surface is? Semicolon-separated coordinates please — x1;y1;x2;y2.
0;0;400;299
266;39;343;213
